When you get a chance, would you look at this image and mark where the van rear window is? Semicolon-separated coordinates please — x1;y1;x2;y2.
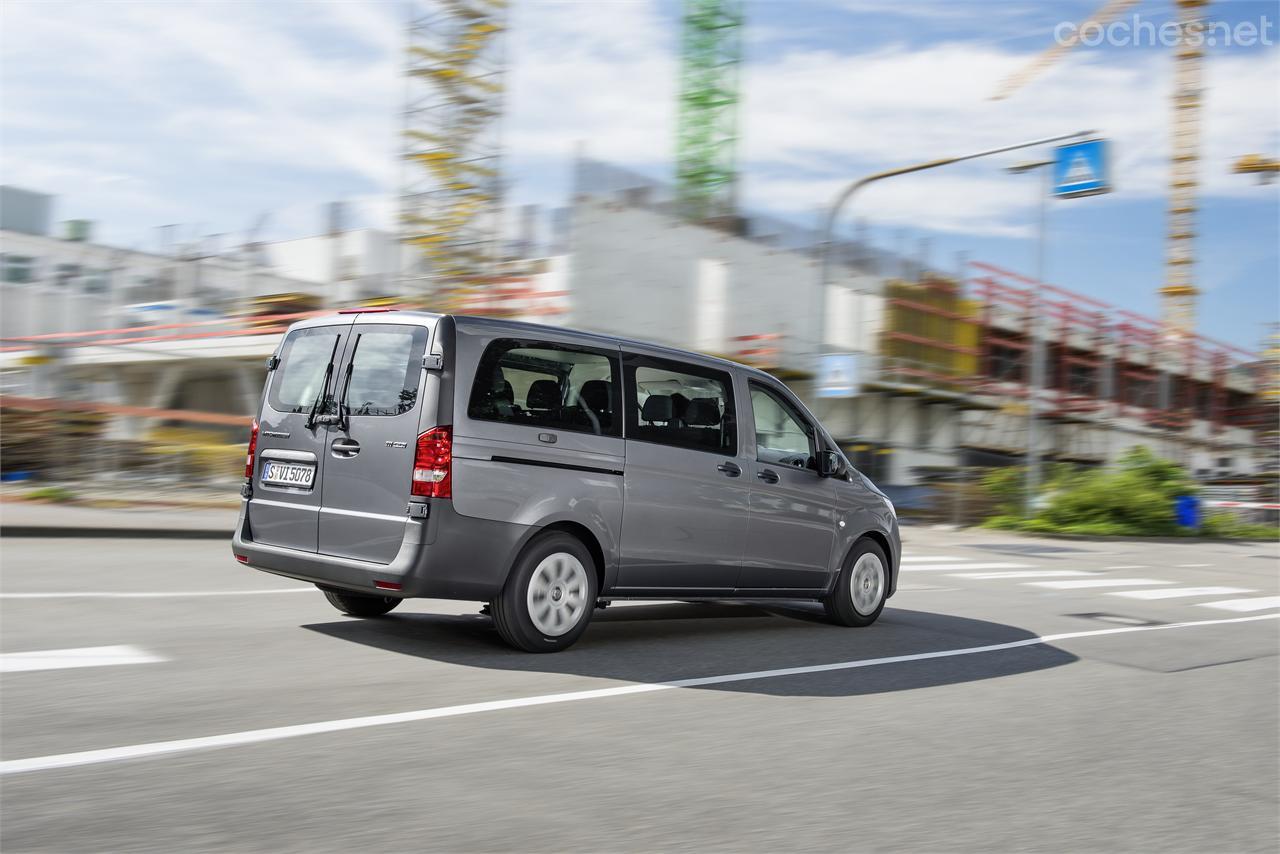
342;326;428;417
268;327;343;414
468;338;620;437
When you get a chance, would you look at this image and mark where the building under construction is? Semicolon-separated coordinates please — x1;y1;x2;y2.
567;159;1276;503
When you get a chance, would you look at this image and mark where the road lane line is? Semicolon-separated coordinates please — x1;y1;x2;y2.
1197;597;1280;612
1026;578;1172;589
1109;587;1255;600
1105;565;1147;569
952;570;1094;580
0;589;312;600
901;556;970;563
2;613;1275;776
0;646;165;674
901;563;1031;572
1176;564;1213;568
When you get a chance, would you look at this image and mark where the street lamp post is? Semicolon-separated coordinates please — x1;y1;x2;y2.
1006;159;1054;517
815;130;1095;363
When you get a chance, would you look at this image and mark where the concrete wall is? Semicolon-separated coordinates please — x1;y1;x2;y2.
570;199;880;365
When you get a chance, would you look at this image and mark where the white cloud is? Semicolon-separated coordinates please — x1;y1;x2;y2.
1;0;1275;246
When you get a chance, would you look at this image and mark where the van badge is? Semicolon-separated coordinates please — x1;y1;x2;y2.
386;440;408;449
262;431;290;439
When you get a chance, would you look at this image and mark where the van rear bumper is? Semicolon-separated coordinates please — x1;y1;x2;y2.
230;498;531;601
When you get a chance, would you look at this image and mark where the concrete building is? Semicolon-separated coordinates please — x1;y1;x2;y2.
565;172;1272;494
0;185;319;342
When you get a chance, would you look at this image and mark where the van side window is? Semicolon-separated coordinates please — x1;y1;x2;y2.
624;355;736;455
468;338;620;437
342;326;428;417
749;382;815;469
268;326;344;414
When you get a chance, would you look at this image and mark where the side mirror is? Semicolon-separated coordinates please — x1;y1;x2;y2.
819;450;847;478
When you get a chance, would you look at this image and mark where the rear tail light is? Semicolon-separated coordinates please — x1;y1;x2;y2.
412;426;452;498
245;419;259;480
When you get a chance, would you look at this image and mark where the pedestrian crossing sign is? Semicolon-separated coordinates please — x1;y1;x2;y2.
1053;138;1110;198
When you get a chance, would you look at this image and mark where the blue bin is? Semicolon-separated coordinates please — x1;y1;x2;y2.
1175;495;1201;529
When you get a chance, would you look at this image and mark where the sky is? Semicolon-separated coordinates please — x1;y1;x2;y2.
1;0;1277;346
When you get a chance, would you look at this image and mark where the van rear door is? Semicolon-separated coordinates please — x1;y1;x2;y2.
317;319;433;564
252;320;353;552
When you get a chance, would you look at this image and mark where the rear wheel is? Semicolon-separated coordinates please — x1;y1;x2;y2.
492;532;598;653
320;587;401;618
822;539;888;627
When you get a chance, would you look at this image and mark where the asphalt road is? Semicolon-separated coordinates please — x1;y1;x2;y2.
1;529;1277;852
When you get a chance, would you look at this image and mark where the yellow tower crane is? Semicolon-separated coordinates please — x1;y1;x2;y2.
994;0;1208;340
1233;154;1280;183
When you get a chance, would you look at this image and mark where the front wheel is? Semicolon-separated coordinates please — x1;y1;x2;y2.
320;587;401;618
491;532;598;652
823;539;888;627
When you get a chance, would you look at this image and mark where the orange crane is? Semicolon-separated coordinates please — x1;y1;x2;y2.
994;0;1208;340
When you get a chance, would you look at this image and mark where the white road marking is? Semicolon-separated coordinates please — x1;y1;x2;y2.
2;613;1274;776
1197;597;1280;612
1027;578;1172;589
1109;587;1255;600
953;570;1094;580
900;555;970;563
901;563;1031;572
0;589;312;600
1176;564;1213;568
0;645;165;674
1105;565;1147;570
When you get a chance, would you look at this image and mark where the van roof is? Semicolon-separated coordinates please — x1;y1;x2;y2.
450;314;767;377
290;311;774;380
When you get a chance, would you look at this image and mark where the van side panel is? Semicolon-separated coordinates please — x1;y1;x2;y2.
450;438;623;573
447;321;626;581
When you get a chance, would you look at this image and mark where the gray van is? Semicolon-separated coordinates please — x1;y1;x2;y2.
232;311;900;652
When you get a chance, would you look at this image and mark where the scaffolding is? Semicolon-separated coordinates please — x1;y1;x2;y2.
879;275;980;391
968;260;1263;470
400;0;507;306
675;0;743;222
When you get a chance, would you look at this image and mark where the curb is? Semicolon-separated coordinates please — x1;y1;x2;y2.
0;526;231;540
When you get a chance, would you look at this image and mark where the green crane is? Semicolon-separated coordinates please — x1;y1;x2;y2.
675;0;743;222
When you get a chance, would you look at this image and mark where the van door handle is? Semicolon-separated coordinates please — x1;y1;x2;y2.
716;462;741;477
331;438;361;457
757;468;779;484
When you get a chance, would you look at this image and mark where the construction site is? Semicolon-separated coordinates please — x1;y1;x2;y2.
1;0;1277;523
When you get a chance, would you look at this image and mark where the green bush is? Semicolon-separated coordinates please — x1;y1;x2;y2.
976;446;1261;538
1200;512;1279;541
24;486;76;503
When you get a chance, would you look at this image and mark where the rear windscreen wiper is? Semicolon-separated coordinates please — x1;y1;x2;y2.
334;334;361;430
305;335;342;430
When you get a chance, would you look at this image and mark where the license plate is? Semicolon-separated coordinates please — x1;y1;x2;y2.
261;461;315;488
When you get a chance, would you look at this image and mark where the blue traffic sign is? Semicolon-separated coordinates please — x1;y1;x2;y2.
1053;138;1110;198
816;353;859;398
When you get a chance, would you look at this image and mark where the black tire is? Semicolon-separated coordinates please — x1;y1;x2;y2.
321;587;401;618
491;532;598;653
822;538;889;627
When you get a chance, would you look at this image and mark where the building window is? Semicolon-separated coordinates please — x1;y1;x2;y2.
2;254;37;284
